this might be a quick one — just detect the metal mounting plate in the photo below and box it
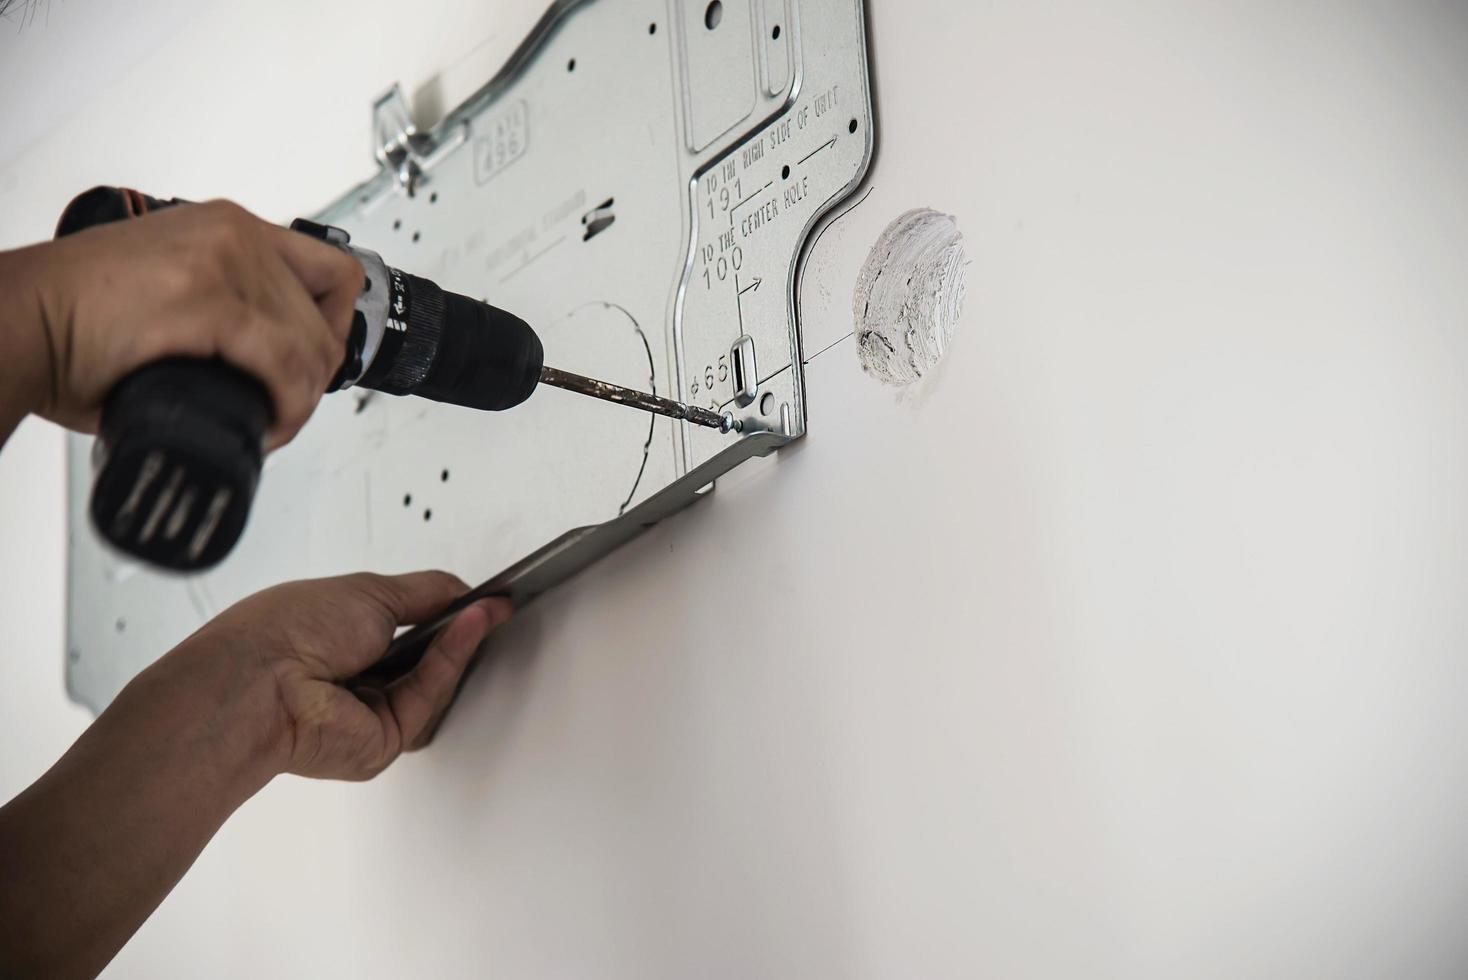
[64,0,874,711]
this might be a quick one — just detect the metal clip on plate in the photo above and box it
[372,83,468,196]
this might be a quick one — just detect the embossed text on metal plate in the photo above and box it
[64,0,874,711]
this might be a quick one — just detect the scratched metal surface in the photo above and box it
[64,0,874,711]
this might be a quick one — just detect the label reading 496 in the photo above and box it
[474,101,529,185]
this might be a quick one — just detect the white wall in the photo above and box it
[4,2,1468,977]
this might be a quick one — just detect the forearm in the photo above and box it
[0,244,56,449]
[0,641,284,978]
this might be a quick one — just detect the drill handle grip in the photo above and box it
[56,186,273,572]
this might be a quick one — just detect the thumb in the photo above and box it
[385,598,509,751]
[364,570,472,625]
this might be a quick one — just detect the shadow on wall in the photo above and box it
[371,516,864,973]
[438,602,548,775]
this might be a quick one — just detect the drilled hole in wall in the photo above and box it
[854,209,967,387]
[781,164,791,179]
[849,118,859,134]
[759,392,775,416]
[704,0,723,30]
[772,24,781,39]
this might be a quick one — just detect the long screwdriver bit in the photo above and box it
[539,366,739,432]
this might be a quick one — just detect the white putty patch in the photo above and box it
[853,208,967,386]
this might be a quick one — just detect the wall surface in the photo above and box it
[3,1,1468,977]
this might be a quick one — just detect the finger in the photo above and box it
[354,687,405,778]
[215,307,324,448]
[356,569,473,626]
[292,571,471,682]
[239,246,351,446]
[314,686,399,781]
[264,221,365,333]
[386,601,496,751]
[241,229,360,451]
[266,220,364,300]
[409,597,512,749]
[254,246,348,395]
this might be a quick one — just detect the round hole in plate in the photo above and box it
[403,493,412,507]
[567,57,576,72]
[393,218,401,231]
[704,0,723,30]
[781,164,790,180]
[648,22,657,34]
[412,231,421,242]
[423,509,433,522]
[772,24,781,39]
[759,392,776,416]
[429,191,438,204]
[848,118,859,134]
[440,468,449,482]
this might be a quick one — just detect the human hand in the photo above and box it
[24,199,362,447]
[0,572,507,978]
[173,571,511,781]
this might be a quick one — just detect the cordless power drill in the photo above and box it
[57,186,734,573]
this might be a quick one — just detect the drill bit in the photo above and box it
[540,366,739,432]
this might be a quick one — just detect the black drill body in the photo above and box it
[58,187,544,572]
[56,186,731,573]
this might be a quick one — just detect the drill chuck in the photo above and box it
[349,269,542,412]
